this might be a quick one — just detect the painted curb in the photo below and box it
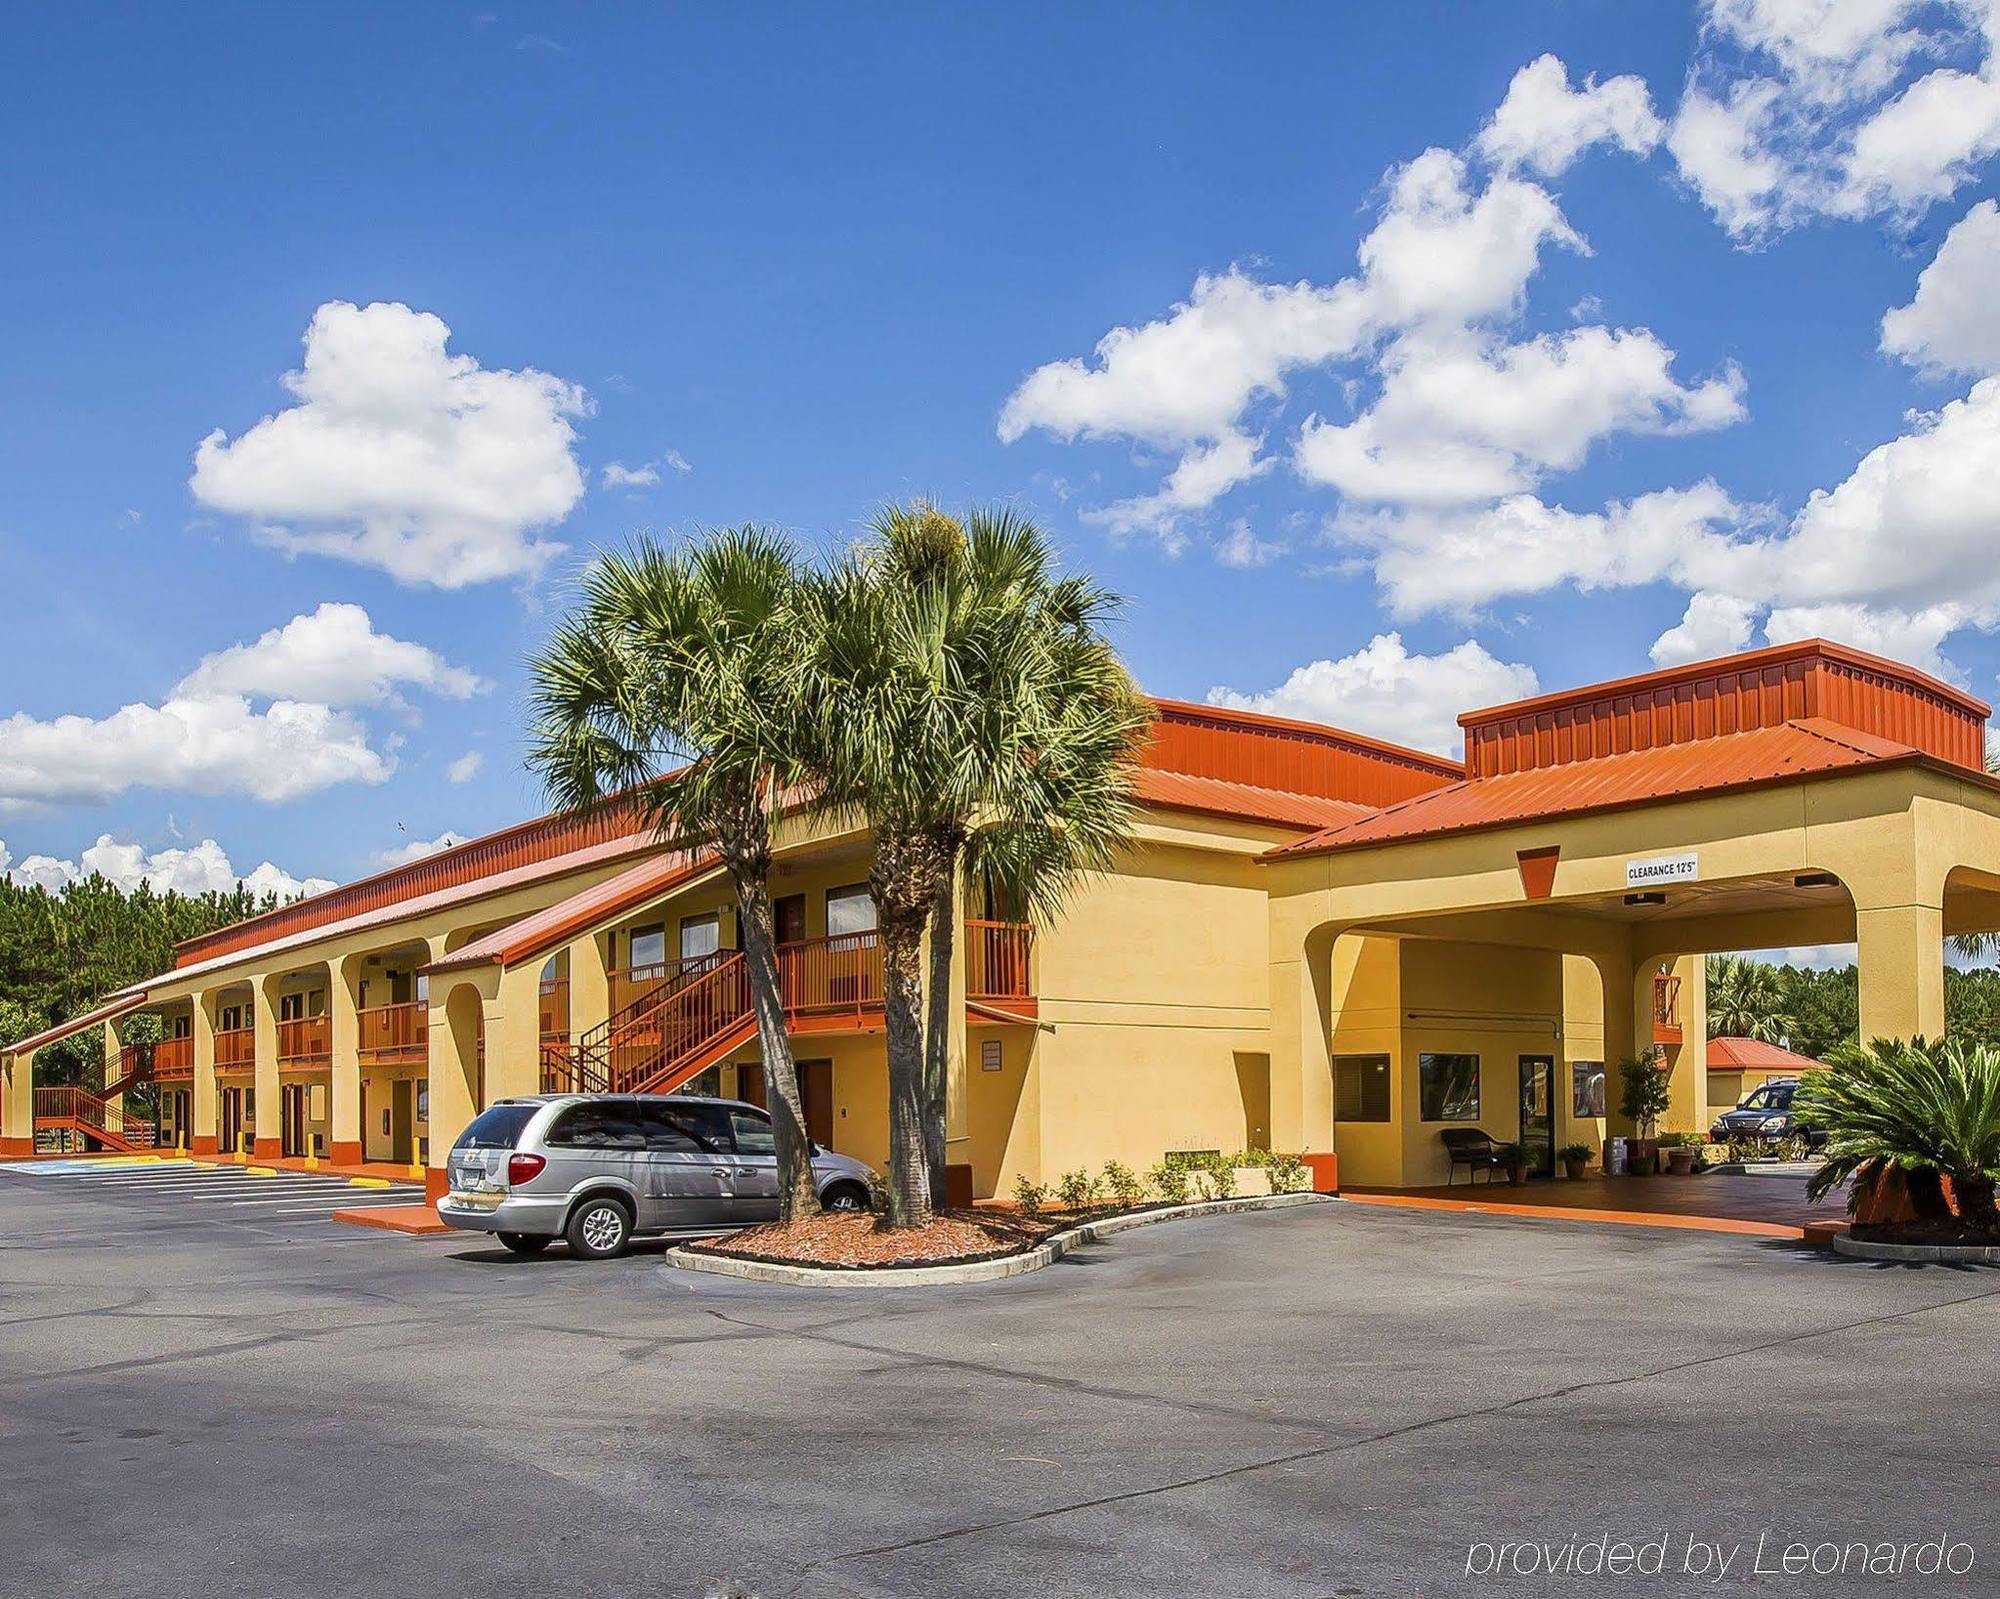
[1831,1231,2000,1265]
[661,1191,1336,1288]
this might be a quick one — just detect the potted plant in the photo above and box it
[1557,1141,1593,1181]
[1494,1142,1529,1186]
[1618,1052,1672,1176]
[1659,1131,1702,1175]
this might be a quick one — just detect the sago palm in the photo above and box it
[798,502,1149,1226]
[526,527,822,1221]
[1798,1035,2000,1231]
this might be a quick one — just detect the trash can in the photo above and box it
[1605,1136,1627,1177]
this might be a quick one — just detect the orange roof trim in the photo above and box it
[1709,1036,1825,1072]
[4,991,148,1059]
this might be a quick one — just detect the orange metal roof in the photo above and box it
[1265,718,1944,859]
[1143,698,1461,806]
[1131,768,1376,830]
[3,991,149,1059]
[425,848,721,975]
[1458,638,1988,780]
[1709,1036,1825,1071]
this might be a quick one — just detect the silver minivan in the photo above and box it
[435,1093,875,1259]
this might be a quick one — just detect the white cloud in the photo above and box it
[662,448,692,473]
[191,301,587,588]
[1296,326,1745,508]
[998,147,1586,540]
[1476,53,1664,175]
[600,461,661,489]
[0,696,388,808]
[1206,632,1537,757]
[1879,198,2000,375]
[1339,481,1747,617]
[1651,592,1759,664]
[175,602,485,707]
[3,834,335,900]
[1671,0,2000,235]
[1213,520,1286,568]
[0,606,482,809]
[446,751,484,784]
[1761,600,1973,680]
[371,830,468,869]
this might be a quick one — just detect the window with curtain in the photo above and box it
[826,883,877,936]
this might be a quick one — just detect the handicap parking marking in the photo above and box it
[2,1158,206,1177]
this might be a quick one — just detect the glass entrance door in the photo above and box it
[1518,1056,1555,1178]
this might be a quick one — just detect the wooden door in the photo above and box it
[774,894,806,947]
[799,1059,834,1147]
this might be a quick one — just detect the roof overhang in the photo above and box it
[3,991,148,1060]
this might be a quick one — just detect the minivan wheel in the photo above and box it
[821,1183,871,1214]
[498,1232,551,1257]
[565,1197,634,1260]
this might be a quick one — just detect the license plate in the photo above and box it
[454,1167,484,1191]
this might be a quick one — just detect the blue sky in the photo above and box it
[4,2,2000,901]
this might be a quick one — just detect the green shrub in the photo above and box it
[1055,1168,1099,1209]
[1557,1142,1594,1163]
[1012,1174,1049,1214]
[1265,1152,1308,1193]
[1618,1052,1672,1141]
[1196,1152,1237,1200]
[1099,1160,1145,1205]
[1147,1160,1192,1205]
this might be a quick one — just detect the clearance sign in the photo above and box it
[1625,852,1699,888]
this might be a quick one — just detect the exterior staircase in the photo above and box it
[33,1085,157,1154]
[539,930,888,1099]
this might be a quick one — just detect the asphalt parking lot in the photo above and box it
[1,1175,1994,1599]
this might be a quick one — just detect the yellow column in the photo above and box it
[485,962,545,1102]
[1656,953,1708,1136]
[1268,922,1336,1158]
[1,1046,33,1157]
[1589,943,1641,1139]
[101,1017,122,1094]
[252,973,281,1159]
[1855,903,1947,1042]
[329,955,363,1166]
[423,938,472,1201]
[191,991,218,1155]
[943,879,971,1189]
[569,932,611,1035]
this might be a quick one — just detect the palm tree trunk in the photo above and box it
[728,865,818,1222]
[922,869,955,1205]
[880,914,933,1229]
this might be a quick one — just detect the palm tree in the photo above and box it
[526,527,821,1221]
[1799,1035,2000,1231]
[1705,954,1787,1042]
[798,503,1149,1226]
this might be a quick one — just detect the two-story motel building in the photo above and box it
[9,638,2000,1200]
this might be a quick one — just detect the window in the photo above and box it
[680,912,721,962]
[628,924,666,970]
[1571,1060,1606,1118]
[546,1103,647,1150]
[1334,1055,1391,1122]
[1418,1053,1480,1121]
[453,1104,538,1151]
[634,1101,731,1152]
[729,1108,776,1157]
[826,884,877,937]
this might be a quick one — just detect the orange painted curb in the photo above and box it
[1339,1191,1806,1240]
[331,1204,450,1236]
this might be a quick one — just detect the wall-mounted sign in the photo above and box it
[1625,852,1698,888]
[981,1039,1003,1073]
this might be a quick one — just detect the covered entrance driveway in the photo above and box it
[1260,642,2000,1190]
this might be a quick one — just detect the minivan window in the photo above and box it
[729,1108,776,1156]
[454,1105,539,1151]
[634,1100,732,1152]
[546,1103,647,1150]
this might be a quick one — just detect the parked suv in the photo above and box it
[436,1094,875,1259]
[1708,1076,1827,1159]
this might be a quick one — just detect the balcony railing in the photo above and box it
[965,920,1034,1000]
[214,1026,255,1071]
[1651,973,1682,1045]
[778,931,882,1017]
[607,952,725,1018]
[152,1035,194,1080]
[357,1001,428,1064]
[276,1014,330,1067]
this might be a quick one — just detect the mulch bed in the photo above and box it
[683,1202,1172,1271]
